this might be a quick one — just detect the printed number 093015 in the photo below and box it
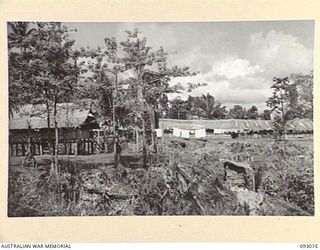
[300,244,318,248]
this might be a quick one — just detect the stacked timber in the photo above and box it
[225,170,246,186]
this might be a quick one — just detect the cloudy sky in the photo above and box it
[65,21,314,111]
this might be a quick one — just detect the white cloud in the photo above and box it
[228,76,270,90]
[69,23,313,110]
[212,57,264,79]
[248,30,313,76]
[168,74,272,110]
[167,29,313,110]
[168,55,268,106]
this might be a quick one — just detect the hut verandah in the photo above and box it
[9,104,99,157]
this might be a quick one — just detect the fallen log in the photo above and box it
[85,187,135,200]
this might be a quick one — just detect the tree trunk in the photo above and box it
[136,67,147,167]
[45,92,54,168]
[142,116,147,168]
[113,73,118,167]
[150,109,157,153]
[280,99,287,140]
[45,99,51,129]
[54,98,59,173]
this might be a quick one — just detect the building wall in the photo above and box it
[9,127,94,156]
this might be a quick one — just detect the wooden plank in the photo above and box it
[228,180,245,185]
[226,176,245,180]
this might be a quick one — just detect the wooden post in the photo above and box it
[22,143,25,156]
[65,142,68,155]
[97,130,100,151]
[75,140,78,156]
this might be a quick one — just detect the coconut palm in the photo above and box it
[8,22,35,51]
[190,93,227,119]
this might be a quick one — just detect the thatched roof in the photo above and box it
[161,118,313,132]
[9,103,96,130]
[286,118,313,131]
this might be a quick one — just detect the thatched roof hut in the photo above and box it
[9,103,98,130]
[9,103,99,156]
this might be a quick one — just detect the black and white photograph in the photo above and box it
[8,21,314,217]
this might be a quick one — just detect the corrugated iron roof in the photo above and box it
[161,118,313,131]
[161,119,272,130]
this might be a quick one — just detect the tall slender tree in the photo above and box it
[10,22,79,171]
[119,29,198,156]
[266,77,291,140]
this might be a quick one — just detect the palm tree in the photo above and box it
[8,22,35,51]
[193,93,226,119]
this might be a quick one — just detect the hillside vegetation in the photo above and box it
[8,137,314,216]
